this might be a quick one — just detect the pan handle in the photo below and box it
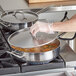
[0,5,5,13]
[6,51,26,63]
[0,19,11,27]
[58,11,76,40]
[36,7,50,14]
[12,11,27,21]
[36,5,55,15]
[6,51,24,58]
[0,21,9,27]
[58,32,76,40]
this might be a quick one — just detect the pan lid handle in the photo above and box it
[12,11,27,21]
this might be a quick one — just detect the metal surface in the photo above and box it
[0,5,38,23]
[0,5,50,31]
[0,29,75,75]
[0,5,38,31]
[30,5,76,13]
[8,28,58,49]
[0,5,76,31]
[23,47,60,62]
[7,46,60,62]
[0,5,5,13]
[8,28,60,62]
[0,29,65,75]
[0,11,38,31]
[46,5,76,12]
[0,11,38,23]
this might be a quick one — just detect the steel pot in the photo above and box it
[8,28,60,63]
[7,46,60,64]
[0,5,49,32]
[7,28,76,63]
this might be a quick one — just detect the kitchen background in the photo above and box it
[0,0,76,76]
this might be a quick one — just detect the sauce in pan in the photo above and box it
[8,28,60,53]
[11,39,60,53]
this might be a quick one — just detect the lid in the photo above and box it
[8,28,58,48]
[0,11,38,23]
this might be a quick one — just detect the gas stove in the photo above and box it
[0,10,76,75]
[0,28,66,75]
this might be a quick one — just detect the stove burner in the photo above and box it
[27,60,51,65]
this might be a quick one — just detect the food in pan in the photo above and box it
[11,39,60,53]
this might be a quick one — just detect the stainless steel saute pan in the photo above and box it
[7,27,76,63]
[0,5,49,32]
[8,28,60,63]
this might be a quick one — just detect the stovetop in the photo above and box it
[0,28,66,75]
[0,52,65,75]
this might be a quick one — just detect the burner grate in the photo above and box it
[0,52,20,75]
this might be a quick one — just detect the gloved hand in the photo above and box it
[30,21,54,36]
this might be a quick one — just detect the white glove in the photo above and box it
[30,21,54,36]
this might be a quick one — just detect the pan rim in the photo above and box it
[8,28,60,49]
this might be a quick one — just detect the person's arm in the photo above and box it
[30,14,76,36]
[52,14,76,32]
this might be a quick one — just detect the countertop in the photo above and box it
[0,0,76,10]
[60,44,76,68]
[2,68,75,76]
[26,0,76,9]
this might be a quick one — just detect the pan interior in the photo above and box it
[8,28,58,48]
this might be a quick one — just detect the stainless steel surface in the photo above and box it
[24,47,59,61]
[0,5,38,31]
[7,46,60,62]
[0,6,51,31]
[0,5,5,13]
[8,28,58,48]
[0,29,76,75]
[0,11,38,23]
[60,44,76,68]
[2,68,75,76]
[8,28,60,62]
[48,5,76,12]
[27,47,59,62]
[0,0,76,75]
[30,5,76,13]
[1,5,76,23]
[36,6,50,14]
[0,10,37,31]
[0,28,65,75]
[13,6,50,22]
